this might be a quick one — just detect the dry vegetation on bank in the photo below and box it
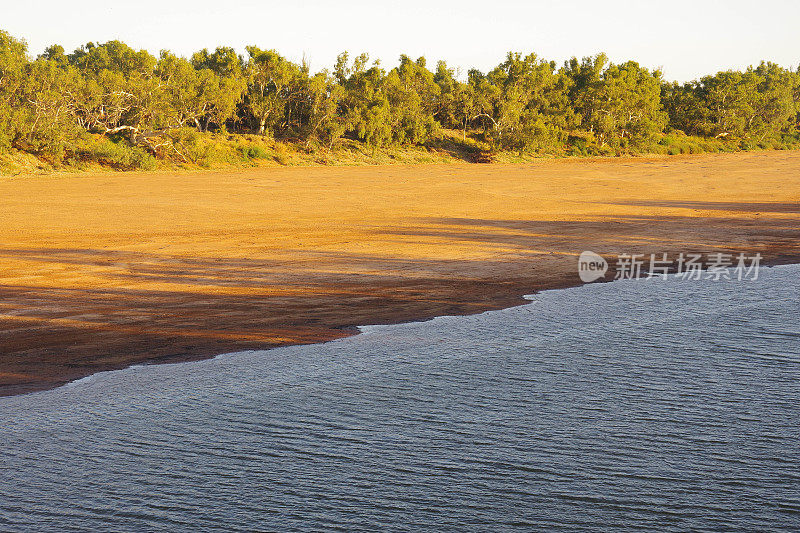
[2,28,799,175]
[3,128,798,176]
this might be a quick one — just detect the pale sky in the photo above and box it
[2,0,798,82]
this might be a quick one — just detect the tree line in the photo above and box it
[1,28,799,166]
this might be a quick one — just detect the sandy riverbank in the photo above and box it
[1,151,799,396]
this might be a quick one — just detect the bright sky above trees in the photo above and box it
[3,0,799,82]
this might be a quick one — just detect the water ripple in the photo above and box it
[1,265,799,531]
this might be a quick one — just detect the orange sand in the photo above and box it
[1,150,799,395]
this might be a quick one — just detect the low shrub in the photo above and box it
[70,136,157,170]
[238,144,270,160]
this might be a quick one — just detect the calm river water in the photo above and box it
[1,265,799,531]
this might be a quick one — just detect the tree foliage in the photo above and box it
[663,62,798,141]
[1,27,799,166]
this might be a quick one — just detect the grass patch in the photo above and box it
[4,128,800,176]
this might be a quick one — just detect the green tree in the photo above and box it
[383,55,439,144]
[157,51,244,132]
[337,53,393,150]
[39,44,69,67]
[0,30,28,151]
[68,40,156,76]
[662,80,707,135]
[564,53,607,133]
[595,61,667,147]
[747,62,796,140]
[191,47,243,78]
[297,71,346,148]
[15,58,82,156]
[433,61,477,139]
[244,47,300,135]
[482,52,571,153]
[466,69,501,137]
